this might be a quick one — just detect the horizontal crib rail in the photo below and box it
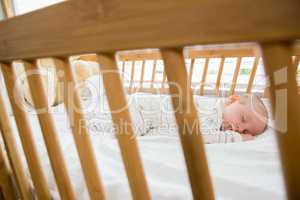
[0,0,300,61]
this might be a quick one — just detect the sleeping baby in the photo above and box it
[195,93,268,143]
[131,93,269,143]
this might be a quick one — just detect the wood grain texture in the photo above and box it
[97,53,151,200]
[188,58,195,87]
[0,85,32,200]
[260,42,300,199]
[129,61,135,93]
[161,48,214,200]
[23,61,75,200]
[1,0,300,61]
[246,57,259,93]
[54,58,106,200]
[150,60,157,89]
[229,57,242,95]
[139,60,145,88]
[1,63,52,200]
[0,142,16,200]
[199,58,209,95]
[215,57,225,95]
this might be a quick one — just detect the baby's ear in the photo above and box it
[226,94,240,105]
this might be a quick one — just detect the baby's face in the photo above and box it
[222,100,267,136]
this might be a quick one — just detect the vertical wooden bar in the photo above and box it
[0,142,16,200]
[215,57,225,95]
[229,57,242,96]
[53,58,106,200]
[188,59,195,93]
[0,86,32,200]
[260,42,300,200]
[97,53,151,200]
[293,56,299,68]
[22,60,76,200]
[199,58,209,95]
[121,61,125,80]
[150,60,157,89]
[129,61,135,93]
[0,63,52,200]
[188,59,195,84]
[161,48,214,200]
[139,60,145,90]
[160,71,167,93]
[246,57,259,93]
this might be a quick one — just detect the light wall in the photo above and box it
[13,0,64,15]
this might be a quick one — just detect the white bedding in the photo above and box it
[27,120,286,200]
[5,75,285,200]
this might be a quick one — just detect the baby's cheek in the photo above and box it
[225,113,238,123]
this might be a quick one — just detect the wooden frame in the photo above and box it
[116,46,299,96]
[0,0,299,199]
[0,0,300,61]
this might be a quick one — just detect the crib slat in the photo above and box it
[199,58,209,95]
[97,53,151,200]
[121,61,125,80]
[129,61,135,93]
[161,71,167,93]
[22,61,76,200]
[0,85,32,200]
[260,42,300,200]
[140,60,145,90]
[246,57,259,93]
[215,57,225,95]
[229,57,242,95]
[150,60,157,89]
[161,48,214,200]
[53,58,106,200]
[189,59,195,92]
[1,63,52,199]
[0,142,16,200]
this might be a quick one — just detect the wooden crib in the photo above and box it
[0,0,300,199]
[94,45,300,96]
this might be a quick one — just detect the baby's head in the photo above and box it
[222,94,268,136]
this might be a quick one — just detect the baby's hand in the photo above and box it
[241,134,254,141]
